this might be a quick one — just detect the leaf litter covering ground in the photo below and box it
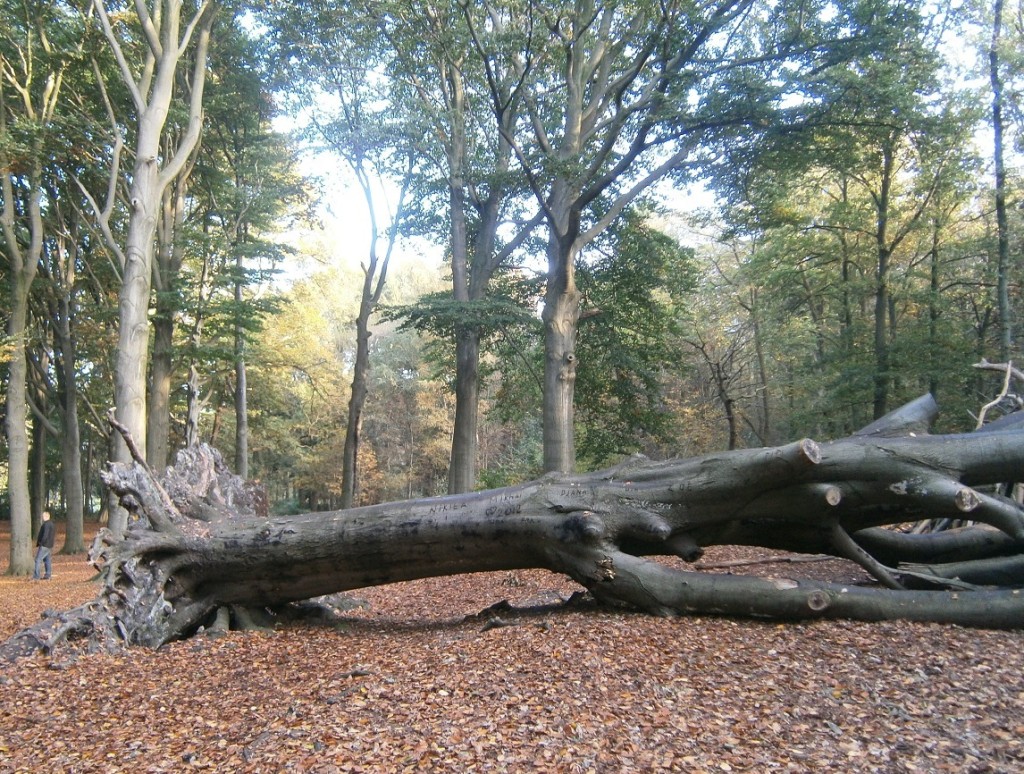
[0,525,1023,773]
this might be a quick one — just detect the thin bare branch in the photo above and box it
[93,0,146,112]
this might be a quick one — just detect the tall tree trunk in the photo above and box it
[4,289,36,575]
[417,17,527,494]
[94,0,216,535]
[929,216,941,399]
[57,372,86,554]
[111,179,160,534]
[2,140,45,574]
[872,144,895,420]
[28,340,51,529]
[446,187,528,492]
[234,255,249,479]
[445,75,475,494]
[234,358,249,478]
[837,179,862,431]
[185,365,203,448]
[0,0,70,574]
[337,160,410,508]
[747,288,771,445]
[341,302,372,509]
[85,433,95,519]
[446,181,520,493]
[148,142,194,469]
[449,327,480,493]
[50,228,86,553]
[30,403,48,529]
[990,0,1012,361]
[542,224,582,474]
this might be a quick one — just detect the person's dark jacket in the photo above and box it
[36,520,55,550]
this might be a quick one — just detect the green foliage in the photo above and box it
[574,209,698,465]
[155,18,312,457]
[476,414,544,489]
[245,270,353,505]
[473,207,698,469]
[385,292,535,351]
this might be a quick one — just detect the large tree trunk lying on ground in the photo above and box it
[5,394,1024,661]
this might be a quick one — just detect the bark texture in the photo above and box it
[4,395,1024,661]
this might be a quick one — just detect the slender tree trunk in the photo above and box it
[341,300,373,509]
[872,247,891,420]
[748,288,772,445]
[446,79,475,494]
[336,157,409,508]
[428,28,524,494]
[234,256,249,479]
[0,0,69,574]
[990,0,1012,360]
[85,433,95,519]
[2,142,45,574]
[31,404,48,529]
[50,234,86,553]
[5,289,35,575]
[837,179,862,430]
[872,144,895,420]
[210,404,223,447]
[798,266,828,365]
[58,378,86,553]
[29,341,51,528]
[148,142,194,468]
[100,432,116,526]
[929,216,941,399]
[234,357,249,478]
[185,365,203,447]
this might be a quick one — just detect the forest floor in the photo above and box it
[0,523,1023,773]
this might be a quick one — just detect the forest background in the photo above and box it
[1,0,1022,570]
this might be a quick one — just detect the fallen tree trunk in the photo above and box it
[4,394,1024,660]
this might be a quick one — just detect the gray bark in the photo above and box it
[4,288,36,576]
[147,292,175,469]
[147,166,192,469]
[234,348,249,480]
[341,297,372,509]
[233,252,249,479]
[440,30,529,494]
[872,143,894,419]
[2,139,45,576]
[542,205,582,473]
[990,0,1012,360]
[0,0,76,573]
[30,401,47,530]
[450,328,481,492]
[50,229,86,553]
[5,395,1024,661]
[339,166,410,509]
[93,0,216,535]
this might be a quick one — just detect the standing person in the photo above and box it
[33,511,55,580]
